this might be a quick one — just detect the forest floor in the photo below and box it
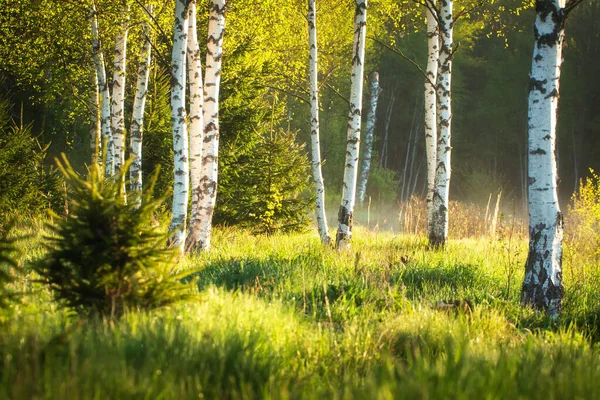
[2,222,600,399]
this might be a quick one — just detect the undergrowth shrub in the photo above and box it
[0,230,18,308]
[566,169,600,264]
[33,156,198,319]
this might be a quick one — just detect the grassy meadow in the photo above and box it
[2,215,600,399]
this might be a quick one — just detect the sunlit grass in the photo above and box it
[2,222,600,399]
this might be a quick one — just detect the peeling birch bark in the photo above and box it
[129,4,153,200]
[89,3,113,175]
[336,0,367,250]
[521,0,568,317]
[195,0,226,252]
[308,0,331,245]
[425,2,439,238]
[357,71,381,206]
[169,0,190,251]
[186,0,206,251]
[429,0,452,247]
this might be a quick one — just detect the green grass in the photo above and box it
[2,223,600,399]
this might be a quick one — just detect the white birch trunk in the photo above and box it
[129,4,153,198]
[356,71,381,205]
[90,69,101,164]
[521,0,567,317]
[308,0,331,245]
[89,4,113,175]
[111,5,129,179]
[195,0,226,252]
[425,2,439,238]
[186,1,206,251]
[430,0,452,247]
[336,0,367,250]
[169,0,190,252]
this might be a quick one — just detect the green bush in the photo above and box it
[33,156,198,319]
[0,230,18,309]
[216,129,313,234]
[0,118,62,223]
[367,166,400,203]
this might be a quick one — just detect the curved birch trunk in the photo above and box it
[195,0,226,252]
[356,71,381,206]
[129,4,153,199]
[429,0,452,247]
[424,2,439,237]
[111,4,129,182]
[336,0,367,250]
[186,1,206,251]
[89,4,113,175]
[521,0,567,317]
[307,0,331,245]
[169,0,190,251]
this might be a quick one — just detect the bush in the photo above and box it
[216,129,313,234]
[33,156,198,319]
[0,120,62,224]
[0,230,18,309]
[367,166,399,203]
[566,169,600,264]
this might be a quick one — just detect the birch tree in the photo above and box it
[89,70,101,164]
[307,0,331,245]
[186,0,205,250]
[111,2,129,178]
[521,0,584,317]
[336,0,367,250]
[429,0,453,247]
[129,4,153,197]
[89,3,113,175]
[424,1,439,238]
[356,71,381,205]
[169,0,190,251]
[194,0,226,252]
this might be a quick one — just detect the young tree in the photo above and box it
[336,0,367,250]
[169,0,190,251]
[129,4,153,198]
[111,1,129,179]
[307,0,331,245]
[424,1,439,238]
[521,0,584,317]
[186,0,205,250]
[429,0,453,247]
[89,2,113,176]
[357,71,381,205]
[89,70,101,164]
[195,0,226,252]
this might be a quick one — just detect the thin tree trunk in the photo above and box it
[357,71,381,205]
[186,0,206,251]
[429,0,453,247]
[406,119,421,203]
[521,0,570,317]
[169,0,190,251]
[401,99,418,204]
[308,0,331,245]
[90,69,101,164]
[336,0,367,250]
[89,3,113,175]
[425,1,439,236]
[111,2,129,179]
[129,4,153,199]
[380,91,394,169]
[195,0,226,252]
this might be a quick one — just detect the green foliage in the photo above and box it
[33,156,197,319]
[367,166,400,203]
[0,231,19,309]
[217,129,313,234]
[0,96,62,223]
